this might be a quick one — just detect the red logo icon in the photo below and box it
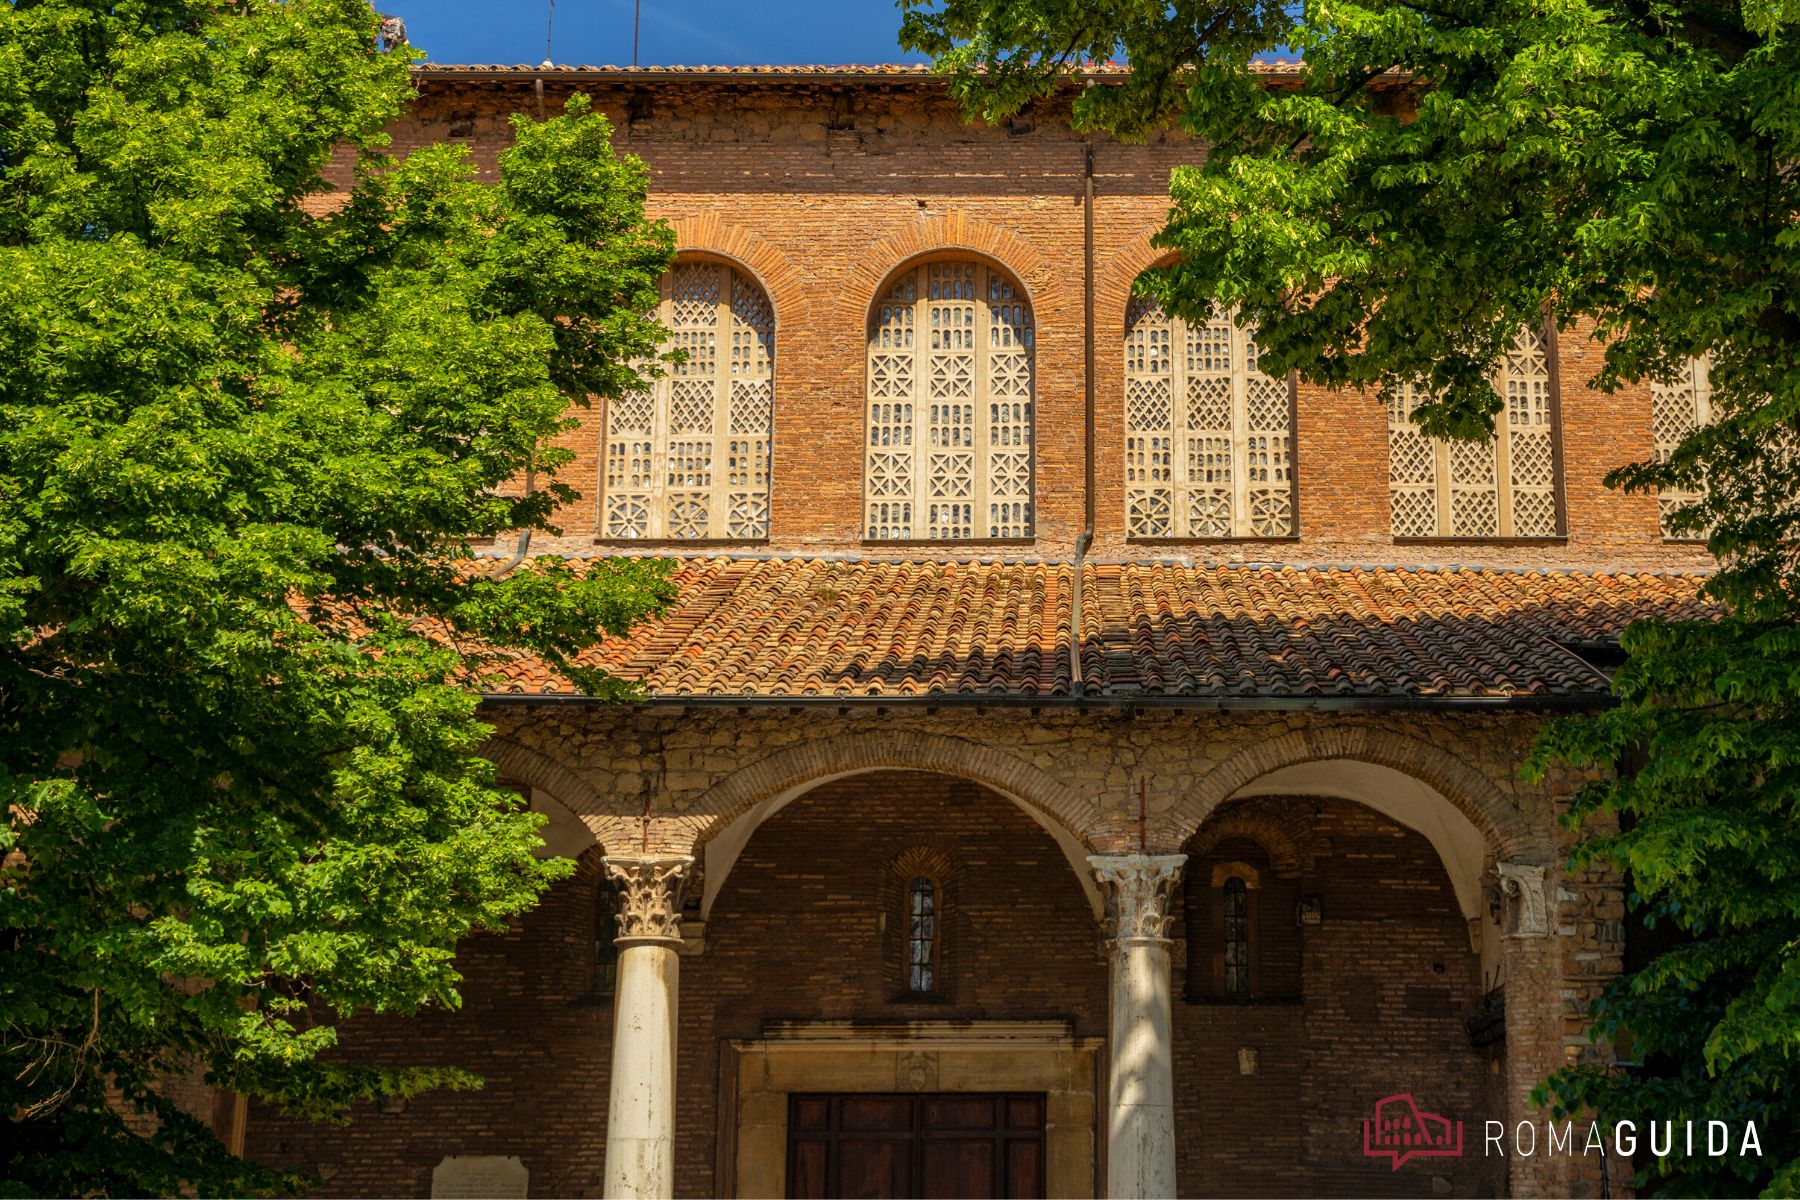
[1363,1093,1464,1170]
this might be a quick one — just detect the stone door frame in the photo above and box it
[719,1021,1102,1198]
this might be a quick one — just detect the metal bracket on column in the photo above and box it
[1492,861,1548,938]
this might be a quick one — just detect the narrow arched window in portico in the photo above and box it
[1222,876,1250,996]
[907,876,939,995]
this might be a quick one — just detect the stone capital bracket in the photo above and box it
[1493,861,1549,939]
[603,855,695,947]
[1087,854,1187,944]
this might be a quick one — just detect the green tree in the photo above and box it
[902,0,1798,1193]
[0,1,675,1193]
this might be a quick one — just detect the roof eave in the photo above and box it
[479,690,1611,712]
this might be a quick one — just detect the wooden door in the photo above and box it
[786,1093,1046,1200]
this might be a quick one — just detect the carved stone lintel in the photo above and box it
[603,855,694,946]
[1493,861,1548,939]
[1087,854,1187,943]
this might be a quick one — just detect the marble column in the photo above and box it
[1089,854,1187,1200]
[602,855,693,1200]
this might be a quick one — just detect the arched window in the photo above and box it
[866,261,1034,540]
[1222,877,1249,996]
[907,876,939,994]
[1124,295,1295,538]
[604,260,774,540]
[1651,357,1712,540]
[1388,326,1563,538]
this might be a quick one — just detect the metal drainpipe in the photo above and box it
[1071,139,1097,697]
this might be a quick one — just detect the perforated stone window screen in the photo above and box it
[1651,357,1712,540]
[603,261,774,540]
[1387,326,1563,538]
[865,261,1035,540]
[1124,297,1295,539]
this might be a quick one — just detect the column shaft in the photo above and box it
[1106,935,1177,1199]
[601,855,693,1200]
[1089,853,1186,1200]
[604,943,680,1199]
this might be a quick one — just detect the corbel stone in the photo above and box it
[1492,861,1549,938]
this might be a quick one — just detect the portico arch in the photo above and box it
[484,735,604,859]
[1177,727,1543,983]
[1169,724,1542,861]
[683,731,1104,919]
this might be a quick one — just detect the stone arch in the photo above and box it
[849,213,1051,323]
[667,215,803,327]
[1166,724,1535,863]
[1097,222,1178,329]
[482,735,606,858]
[680,731,1103,920]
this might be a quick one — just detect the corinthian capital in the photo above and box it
[1088,854,1187,943]
[603,855,695,946]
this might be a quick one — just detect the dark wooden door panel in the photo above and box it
[786,1093,1046,1200]
[838,1139,910,1199]
[920,1138,994,1199]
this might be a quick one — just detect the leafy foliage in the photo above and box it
[0,1,675,1193]
[903,0,1800,1192]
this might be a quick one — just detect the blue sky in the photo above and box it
[395,0,930,67]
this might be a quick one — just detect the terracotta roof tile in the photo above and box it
[480,558,1711,703]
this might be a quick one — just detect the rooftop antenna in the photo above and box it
[541,0,554,68]
[634,0,641,66]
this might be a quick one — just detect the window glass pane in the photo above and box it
[908,876,937,993]
[1222,877,1248,996]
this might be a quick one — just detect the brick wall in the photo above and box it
[248,853,616,1198]
[337,72,1717,574]
[1173,797,1505,1198]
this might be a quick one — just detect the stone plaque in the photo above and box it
[430,1155,529,1199]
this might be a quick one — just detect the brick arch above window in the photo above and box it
[603,258,774,540]
[844,215,1051,319]
[666,216,804,325]
[864,258,1035,541]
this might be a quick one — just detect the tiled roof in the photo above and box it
[413,60,1307,79]
[480,558,1712,704]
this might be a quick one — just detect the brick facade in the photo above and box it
[347,68,1716,574]
[239,68,1687,1198]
